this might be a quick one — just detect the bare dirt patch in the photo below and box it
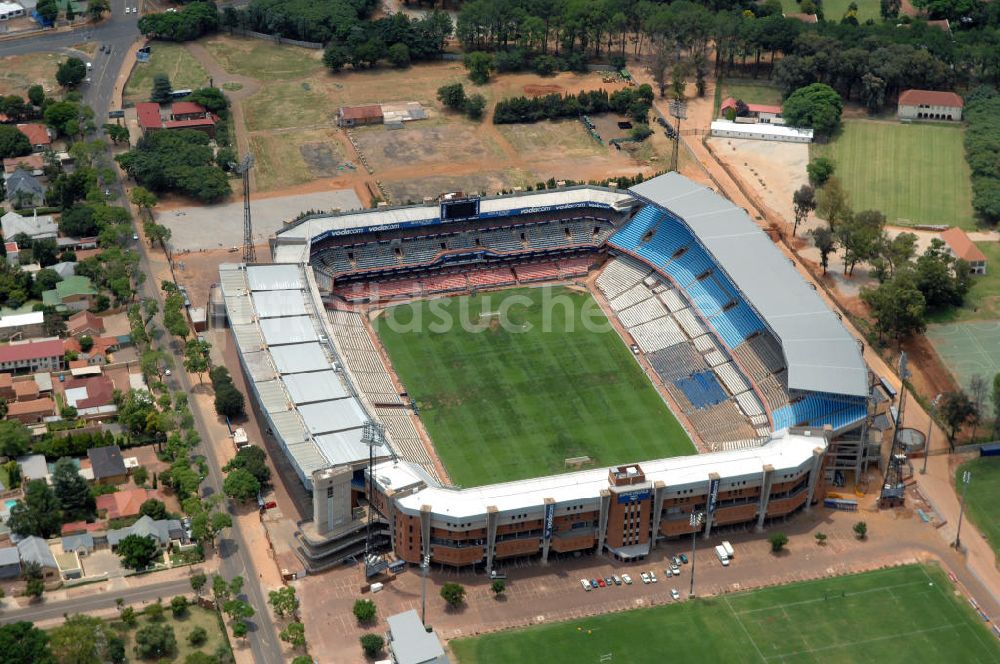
[354,121,502,172]
[383,169,533,203]
[524,84,564,96]
[299,142,343,177]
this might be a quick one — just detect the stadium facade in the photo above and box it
[222,173,893,572]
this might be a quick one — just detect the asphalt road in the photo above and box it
[0,0,141,121]
[0,578,190,624]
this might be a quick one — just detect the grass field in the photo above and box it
[926,242,1000,324]
[957,456,1000,560]
[201,35,324,81]
[248,127,346,191]
[373,286,693,486]
[811,120,975,229]
[779,0,881,20]
[119,606,231,661]
[243,79,334,131]
[124,43,208,104]
[722,80,783,107]
[451,565,1000,664]
[0,52,63,97]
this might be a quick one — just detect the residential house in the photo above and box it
[386,610,450,664]
[6,397,55,423]
[61,533,94,554]
[719,97,784,124]
[4,241,18,266]
[1,210,57,241]
[0,372,13,400]
[2,154,44,177]
[0,546,20,579]
[67,310,104,337]
[0,311,44,341]
[52,261,76,279]
[96,487,164,520]
[5,169,46,208]
[106,515,184,550]
[941,227,987,275]
[62,374,116,418]
[13,378,38,402]
[337,105,384,127]
[41,275,96,312]
[0,2,26,21]
[16,454,49,484]
[88,445,127,485]
[16,536,58,580]
[136,101,217,137]
[15,124,52,152]
[0,338,65,373]
[897,89,964,121]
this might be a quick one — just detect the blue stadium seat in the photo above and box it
[772,394,867,431]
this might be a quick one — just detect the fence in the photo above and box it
[224,26,323,49]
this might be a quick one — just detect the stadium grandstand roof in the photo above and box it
[387,428,825,518]
[275,186,635,241]
[629,173,867,397]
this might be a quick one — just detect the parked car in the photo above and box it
[671,588,680,600]
[612,575,622,586]
[664,568,673,577]
[640,572,650,584]
[622,573,633,585]
[649,571,658,583]
[590,579,599,589]
[581,579,592,591]
[671,555,681,566]
[597,578,606,588]
[671,565,681,576]
[679,554,689,564]
[603,577,613,587]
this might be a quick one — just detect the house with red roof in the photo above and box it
[67,310,105,337]
[136,101,216,138]
[897,89,963,121]
[0,339,65,374]
[96,488,164,520]
[6,397,55,424]
[719,97,784,124]
[940,227,986,275]
[16,123,52,151]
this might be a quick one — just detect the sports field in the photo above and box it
[450,565,1000,663]
[926,321,1000,401]
[373,286,693,486]
[811,120,975,229]
[957,456,1000,561]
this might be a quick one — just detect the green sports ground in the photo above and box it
[373,286,693,487]
[451,564,1000,664]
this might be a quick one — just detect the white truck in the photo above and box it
[715,545,730,566]
[721,541,735,559]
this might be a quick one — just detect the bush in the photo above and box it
[630,124,653,141]
[807,157,835,186]
[188,626,208,647]
[533,54,558,76]
[853,521,868,539]
[440,582,465,607]
[360,633,384,657]
[353,598,376,623]
[464,94,486,121]
[769,532,789,552]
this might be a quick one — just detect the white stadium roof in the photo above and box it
[629,173,867,397]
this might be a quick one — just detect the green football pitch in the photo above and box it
[957,456,1000,561]
[450,565,1000,664]
[373,286,693,487]
[811,120,975,230]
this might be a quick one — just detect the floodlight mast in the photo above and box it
[229,153,255,264]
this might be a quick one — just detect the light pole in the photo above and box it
[421,554,430,625]
[689,511,704,597]
[668,99,687,173]
[955,471,971,550]
[921,394,940,475]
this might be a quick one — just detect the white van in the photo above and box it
[715,545,730,566]
[722,541,735,559]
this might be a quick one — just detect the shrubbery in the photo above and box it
[138,1,219,41]
[493,85,653,125]
[117,129,231,204]
[964,86,1000,223]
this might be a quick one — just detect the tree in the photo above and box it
[88,0,109,19]
[139,498,167,520]
[171,595,189,617]
[53,457,95,521]
[938,390,977,449]
[353,598,376,623]
[0,419,31,457]
[968,374,987,442]
[8,480,62,538]
[360,633,384,657]
[440,582,466,608]
[292,657,313,664]
[108,637,126,664]
[188,626,208,647]
[214,382,246,419]
[853,521,868,539]
[56,58,87,88]
[269,586,299,618]
[224,445,270,485]
[232,621,248,640]
[279,621,307,649]
[130,186,158,212]
[145,600,167,622]
[815,532,828,545]
[769,532,789,552]
[0,622,56,664]
[27,84,45,107]
[464,51,493,84]
[791,185,816,237]
[388,42,411,68]
[783,84,843,136]
[491,579,506,597]
[0,125,31,159]
[837,209,885,276]
[810,225,837,275]
[116,534,159,570]
[191,571,208,593]
[860,271,926,344]
[151,74,174,104]
[223,599,255,625]
[817,178,852,230]
[49,614,112,663]
[464,94,487,120]
[323,43,348,72]
[212,574,231,602]
[223,468,260,503]
[184,338,211,382]
[36,0,57,23]
[915,239,971,310]
[437,83,467,111]
[135,623,177,659]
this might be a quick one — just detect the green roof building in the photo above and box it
[42,275,96,312]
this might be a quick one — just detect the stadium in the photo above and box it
[220,172,895,573]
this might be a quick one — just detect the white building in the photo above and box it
[897,89,964,121]
[0,1,25,20]
[710,120,813,143]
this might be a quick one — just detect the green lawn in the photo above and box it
[780,0,881,21]
[120,606,231,661]
[201,35,324,81]
[722,81,783,107]
[957,456,1000,561]
[124,43,209,104]
[373,286,693,486]
[811,120,976,229]
[451,565,1000,664]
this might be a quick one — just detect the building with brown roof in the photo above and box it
[940,227,987,275]
[6,397,54,423]
[0,373,13,400]
[67,311,105,337]
[15,123,52,151]
[137,101,216,137]
[96,487,164,520]
[897,89,964,121]
[337,104,383,127]
[0,339,65,374]
[3,154,44,176]
[13,379,38,402]
[719,98,784,124]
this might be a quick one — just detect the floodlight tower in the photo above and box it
[668,99,687,173]
[230,153,256,264]
[362,420,386,577]
[879,352,909,507]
